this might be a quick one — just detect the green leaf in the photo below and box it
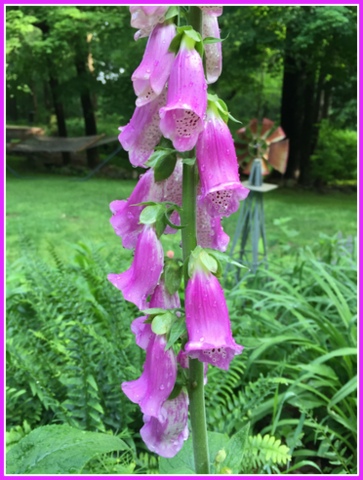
[328,375,357,408]
[86,374,98,391]
[151,312,174,335]
[164,208,185,230]
[204,248,249,270]
[199,250,218,273]
[145,148,176,169]
[164,259,183,295]
[164,6,179,20]
[296,363,339,380]
[145,147,178,182]
[203,33,229,44]
[166,315,187,350]
[168,32,183,54]
[203,36,223,45]
[159,431,228,474]
[154,153,178,182]
[155,214,168,238]
[142,308,167,316]
[227,112,243,124]
[220,423,250,473]
[184,28,203,43]
[167,381,183,401]
[139,204,164,225]
[6,425,128,474]
[182,156,196,166]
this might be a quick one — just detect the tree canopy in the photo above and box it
[6,5,357,181]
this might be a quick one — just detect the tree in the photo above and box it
[214,6,357,183]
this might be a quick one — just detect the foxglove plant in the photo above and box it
[108,6,249,473]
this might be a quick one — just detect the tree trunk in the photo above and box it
[299,69,316,185]
[6,92,18,122]
[48,74,71,165]
[280,51,304,181]
[35,20,70,165]
[75,40,99,169]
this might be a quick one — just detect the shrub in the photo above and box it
[311,120,357,185]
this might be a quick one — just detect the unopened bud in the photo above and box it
[166,250,175,259]
[215,448,227,463]
[220,467,233,474]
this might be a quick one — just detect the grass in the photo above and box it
[6,167,357,266]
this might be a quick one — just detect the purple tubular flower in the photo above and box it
[196,107,249,217]
[197,200,230,251]
[159,38,207,152]
[199,6,223,16]
[184,267,243,370]
[122,333,177,420]
[109,169,154,249]
[150,278,181,310]
[202,13,222,85]
[108,225,164,310]
[131,316,152,350]
[109,160,183,249]
[130,6,169,41]
[140,390,189,458]
[132,22,176,107]
[119,90,166,168]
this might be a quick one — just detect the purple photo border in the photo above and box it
[1,2,360,479]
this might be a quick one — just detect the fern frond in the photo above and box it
[242,434,291,472]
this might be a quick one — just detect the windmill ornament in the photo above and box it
[228,118,289,274]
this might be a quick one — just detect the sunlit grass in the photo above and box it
[6,171,357,265]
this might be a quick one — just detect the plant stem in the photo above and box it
[179,6,210,475]
[182,162,210,475]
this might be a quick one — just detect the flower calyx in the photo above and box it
[169,26,204,58]
[207,93,242,125]
[188,245,223,278]
[138,201,183,238]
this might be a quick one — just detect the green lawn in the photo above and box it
[6,172,357,265]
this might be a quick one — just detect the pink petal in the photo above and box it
[132,22,176,107]
[122,333,177,420]
[159,42,207,152]
[140,390,189,458]
[197,108,249,217]
[202,14,222,84]
[119,90,166,167]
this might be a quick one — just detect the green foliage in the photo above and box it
[159,431,228,474]
[242,434,291,473]
[6,420,31,453]
[311,121,357,184]
[206,233,357,474]
[6,240,141,433]
[159,426,290,475]
[6,424,129,474]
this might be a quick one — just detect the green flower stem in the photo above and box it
[181,161,210,475]
[179,7,210,475]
